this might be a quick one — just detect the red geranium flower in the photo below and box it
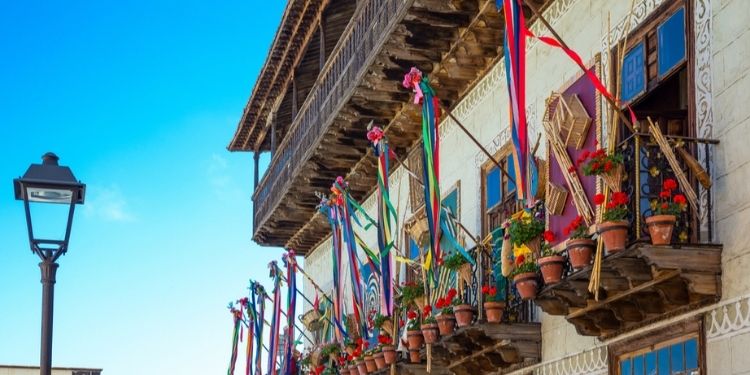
[423,305,432,317]
[447,288,457,298]
[674,194,687,205]
[481,285,490,294]
[659,190,671,199]
[594,193,605,205]
[663,178,678,191]
[543,230,556,242]
[515,254,525,266]
[568,166,577,173]
[407,310,417,320]
[661,203,669,209]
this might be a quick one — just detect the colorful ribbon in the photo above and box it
[283,251,298,375]
[251,282,265,375]
[267,261,283,375]
[227,305,242,375]
[404,67,442,286]
[368,126,396,316]
[318,198,348,341]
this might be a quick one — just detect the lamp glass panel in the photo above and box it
[26,197,72,242]
[26,186,74,204]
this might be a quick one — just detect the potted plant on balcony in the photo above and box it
[443,252,474,289]
[364,348,376,373]
[373,312,393,337]
[435,288,458,335]
[507,209,545,258]
[320,342,341,364]
[564,215,595,269]
[373,335,388,369]
[400,281,426,310]
[481,285,506,323]
[594,192,630,254]
[421,305,440,344]
[511,252,539,300]
[405,310,423,363]
[537,230,565,284]
[379,334,397,365]
[580,148,624,193]
[646,178,687,245]
[343,337,357,356]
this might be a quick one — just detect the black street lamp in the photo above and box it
[13,153,85,375]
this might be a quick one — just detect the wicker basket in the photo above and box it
[553,94,592,150]
[301,308,323,331]
[546,182,568,215]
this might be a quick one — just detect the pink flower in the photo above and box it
[367,126,384,143]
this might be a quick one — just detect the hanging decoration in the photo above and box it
[249,281,266,375]
[403,67,442,287]
[367,125,397,317]
[267,261,283,375]
[227,302,242,375]
[282,250,298,375]
[331,177,368,340]
[318,196,348,342]
[499,0,535,206]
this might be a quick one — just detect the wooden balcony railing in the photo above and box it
[252,0,411,233]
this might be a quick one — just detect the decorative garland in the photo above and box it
[267,261,283,375]
[250,282,265,375]
[227,303,242,375]
[283,250,298,374]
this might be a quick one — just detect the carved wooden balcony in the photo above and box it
[242,0,554,253]
[534,243,722,339]
[370,322,541,375]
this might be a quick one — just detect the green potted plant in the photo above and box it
[564,215,594,269]
[435,289,457,335]
[378,334,397,365]
[481,285,505,323]
[537,230,565,284]
[511,254,539,300]
[594,192,630,253]
[420,305,439,344]
[364,348,376,373]
[507,210,545,257]
[580,148,624,192]
[443,252,474,289]
[406,310,423,363]
[400,281,426,310]
[373,336,387,370]
[646,178,686,245]
[373,312,393,336]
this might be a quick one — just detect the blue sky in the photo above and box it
[0,1,290,373]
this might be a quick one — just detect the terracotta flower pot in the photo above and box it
[382,345,397,364]
[513,272,538,300]
[453,304,474,327]
[646,215,676,245]
[483,301,505,323]
[436,314,456,335]
[537,255,565,284]
[406,330,423,350]
[364,356,376,372]
[420,323,439,344]
[566,238,595,269]
[357,361,368,375]
[374,352,386,370]
[349,365,358,375]
[598,221,629,254]
[408,349,421,364]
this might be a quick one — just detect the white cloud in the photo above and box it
[83,185,136,222]
[206,153,244,202]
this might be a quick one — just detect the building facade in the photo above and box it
[231,0,750,373]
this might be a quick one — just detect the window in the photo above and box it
[481,143,520,237]
[609,319,704,375]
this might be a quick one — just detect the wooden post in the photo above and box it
[271,112,277,157]
[319,18,326,72]
[253,151,260,189]
[292,74,298,120]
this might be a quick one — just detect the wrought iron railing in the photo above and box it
[252,0,412,232]
[463,246,538,324]
[619,132,718,244]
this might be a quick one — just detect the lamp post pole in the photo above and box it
[39,260,58,375]
[14,153,85,375]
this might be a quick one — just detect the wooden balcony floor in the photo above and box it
[534,243,722,339]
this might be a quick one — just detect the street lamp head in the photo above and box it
[14,152,86,204]
[13,152,85,260]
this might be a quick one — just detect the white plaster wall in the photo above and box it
[302,0,750,370]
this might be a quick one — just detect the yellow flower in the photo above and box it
[513,244,532,258]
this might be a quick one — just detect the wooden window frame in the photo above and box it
[608,318,706,375]
[614,0,692,109]
[480,142,517,238]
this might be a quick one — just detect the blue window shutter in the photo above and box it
[507,154,517,198]
[486,167,501,209]
[409,238,420,260]
[621,42,646,103]
[657,7,687,78]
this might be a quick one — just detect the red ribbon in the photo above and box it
[524,28,637,126]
